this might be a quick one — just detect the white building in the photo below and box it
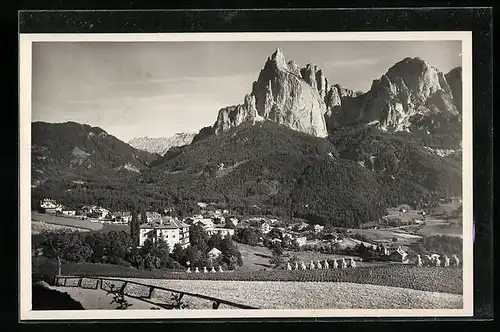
[206,227,235,238]
[314,224,325,233]
[113,211,132,224]
[62,210,76,216]
[143,211,161,223]
[227,217,239,227]
[208,247,222,259]
[193,218,214,229]
[295,236,307,247]
[260,221,271,234]
[139,217,190,252]
[40,199,58,209]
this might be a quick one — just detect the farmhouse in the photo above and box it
[206,227,235,238]
[290,222,310,231]
[62,210,76,216]
[193,218,215,229]
[208,247,222,259]
[295,236,307,247]
[271,238,282,245]
[314,224,325,233]
[139,217,190,251]
[260,221,271,234]
[227,217,239,227]
[115,211,132,223]
[40,198,58,209]
[141,211,161,223]
[389,246,409,263]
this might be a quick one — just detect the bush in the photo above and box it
[32,284,85,310]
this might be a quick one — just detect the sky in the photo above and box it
[32,41,462,142]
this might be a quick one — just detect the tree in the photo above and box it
[189,224,209,252]
[218,236,243,268]
[269,243,285,268]
[140,210,148,224]
[40,230,93,276]
[234,227,260,246]
[207,233,223,250]
[105,231,134,264]
[130,211,140,247]
[171,243,186,265]
[148,238,171,269]
[268,227,283,240]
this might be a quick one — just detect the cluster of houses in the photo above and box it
[39,199,77,216]
[39,199,132,224]
[38,199,441,266]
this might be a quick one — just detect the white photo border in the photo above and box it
[19,31,474,320]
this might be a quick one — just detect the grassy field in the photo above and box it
[417,222,463,238]
[33,257,462,295]
[237,243,384,271]
[32,220,91,234]
[118,279,463,309]
[352,229,422,245]
[32,212,103,231]
[428,202,461,216]
[236,243,274,271]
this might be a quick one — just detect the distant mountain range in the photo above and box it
[31,49,462,227]
[128,133,196,156]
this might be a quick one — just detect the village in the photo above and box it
[33,196,463,273]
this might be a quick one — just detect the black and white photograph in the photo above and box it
[19,31,473,320]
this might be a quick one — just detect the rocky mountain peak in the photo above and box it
[445,67,462,113]
[268,48,288,70]
[215,49,329,138]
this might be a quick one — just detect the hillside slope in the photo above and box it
[32,121,159,187]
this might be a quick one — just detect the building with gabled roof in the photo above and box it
[208,247,222,259]
[139,217,190,251]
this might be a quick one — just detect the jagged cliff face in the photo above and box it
[215,49,329,138]
[325,57,460,132]
[445,67,462,113]
[214,94,263,135]
[214,51,461,137]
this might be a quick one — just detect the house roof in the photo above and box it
[140,217,189,229]
[193,219,214,226]
[206,227,234,232]
[208,247,221,254]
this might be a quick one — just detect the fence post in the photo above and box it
[119,281,128,294]
[148,287,156,299]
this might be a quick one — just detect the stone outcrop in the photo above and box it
[214,94,263,135]
[214,49,329,137]
[445,67,462,113]
[324,57,460,132]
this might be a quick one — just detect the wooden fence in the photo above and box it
[53,275,258,310]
